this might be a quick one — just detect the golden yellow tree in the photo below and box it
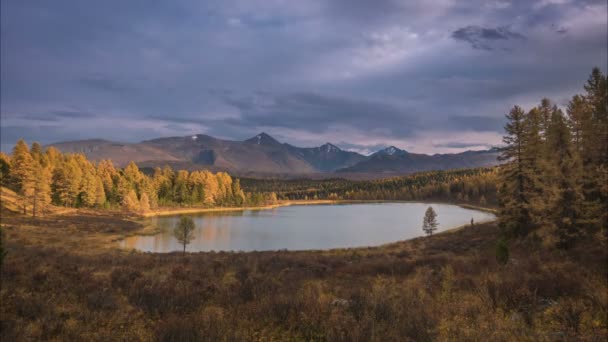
[94,176,106,207]
[139,192,151,212]
[122,189,140,212]
[11,140,35,214]
[32,160,52,217]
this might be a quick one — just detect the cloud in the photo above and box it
[447,115,505,132]
[220,91,421,138]
[79,75,136,93]
[1,0,606,154]
[451,25,526,50]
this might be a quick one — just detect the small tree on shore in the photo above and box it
[422,206,438,236]
[174,216,195,255]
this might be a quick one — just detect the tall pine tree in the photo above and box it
[498,106,534,237]
[545,109,584,248]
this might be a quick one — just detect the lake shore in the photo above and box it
[140,199,498,218]
[140,199,340,217]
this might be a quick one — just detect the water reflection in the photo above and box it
[120,203,495,253]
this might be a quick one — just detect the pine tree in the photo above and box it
[422,206,438,236]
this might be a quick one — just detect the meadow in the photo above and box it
[1,200,606,341]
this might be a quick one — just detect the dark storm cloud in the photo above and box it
[1,0,607,153]
[79,76,136,94]
[221,92,420,137]
[51,110,96,119]
[452,26,525,50]
[447,115,506,132]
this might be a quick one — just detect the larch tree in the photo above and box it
[422,206,438,236]
[582,68,608,233]
[11,140,35,214]
[51,164,71,206]
[32,160,52,217]
[139,192,151,212]
[545,109,584,248]
[522,106,547,224]
[566,94,592,154]
[79,166,99,207]
[65,157,83,206]
[0,152,11,188]
[94,177,106,207]
[30,142,43,163]
[174,216,195,255]
[122,190,140,212]
[498,106,534,237]
[97,160,118,204]
[173,170,190,205]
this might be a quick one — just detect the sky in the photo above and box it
[1,0,606,155]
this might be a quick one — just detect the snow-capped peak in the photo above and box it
[374,146,405,156]
[244,132,281,146]
[321,143,340,153]
[191,135,198,141]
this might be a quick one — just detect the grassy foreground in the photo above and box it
[1,204,607,341]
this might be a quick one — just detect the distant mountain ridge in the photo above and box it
[47,133,501,177]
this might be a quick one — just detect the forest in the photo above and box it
[0,146,279,216]
[497,67,607,248]
[241,167,498,205]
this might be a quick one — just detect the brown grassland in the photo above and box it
[0,190,607,341]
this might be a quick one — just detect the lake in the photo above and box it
[120,202,495,252]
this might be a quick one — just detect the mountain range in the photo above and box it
[47,133,501,179]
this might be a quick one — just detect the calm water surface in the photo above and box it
[120,203,495,252]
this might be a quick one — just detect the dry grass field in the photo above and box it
[1,190,606,341]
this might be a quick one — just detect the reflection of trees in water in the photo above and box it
[128,205,495,252]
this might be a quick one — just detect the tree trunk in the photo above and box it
[33,191,37,218]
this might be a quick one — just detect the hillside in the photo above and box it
[47,133,500,176]
[337,146,500,174]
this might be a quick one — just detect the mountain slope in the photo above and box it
[46,133,501,176]
[48,139,181,166]
[337,146,500,174]
[285,143,367,172]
